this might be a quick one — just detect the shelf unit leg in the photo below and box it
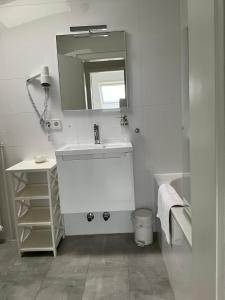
[62,215,65,239]
[47,170,57,257]
[9,172,21,253]
[53,249,57,257]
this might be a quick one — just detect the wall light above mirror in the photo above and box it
[56,31,128,111]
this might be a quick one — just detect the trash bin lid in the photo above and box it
[133,208,152,219]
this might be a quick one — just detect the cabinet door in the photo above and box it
[57,153,135,213]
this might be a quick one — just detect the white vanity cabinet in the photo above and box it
[6,160,64,256]
[56,142,135,213]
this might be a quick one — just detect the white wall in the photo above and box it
[188,0,225,299]
[0,0,182,238]
[180,0,191,205]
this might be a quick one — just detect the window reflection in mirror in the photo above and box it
[56,31,127,111]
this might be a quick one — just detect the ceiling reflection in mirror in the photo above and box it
[56,31,127,111]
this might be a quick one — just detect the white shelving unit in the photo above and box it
[6,160,65,257]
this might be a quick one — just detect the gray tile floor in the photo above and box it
[0,234,175,300]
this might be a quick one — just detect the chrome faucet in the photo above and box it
[94,124,100,144]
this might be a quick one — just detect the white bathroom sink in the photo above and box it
[55,142,133,156]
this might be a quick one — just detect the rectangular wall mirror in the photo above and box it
[56,31,128,111]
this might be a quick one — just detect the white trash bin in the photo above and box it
[132,209,153,246]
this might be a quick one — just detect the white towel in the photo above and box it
[157,184,184,244]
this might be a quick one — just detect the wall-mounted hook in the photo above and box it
[134,128,140,133]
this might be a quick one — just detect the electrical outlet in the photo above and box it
[47,119,62,130]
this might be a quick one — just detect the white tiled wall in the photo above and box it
[0,0,182,238]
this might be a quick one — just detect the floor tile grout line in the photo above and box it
[81,243,96,300]
[81,235,110,300]
[128,253,133,300]
[32,256,55,300]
